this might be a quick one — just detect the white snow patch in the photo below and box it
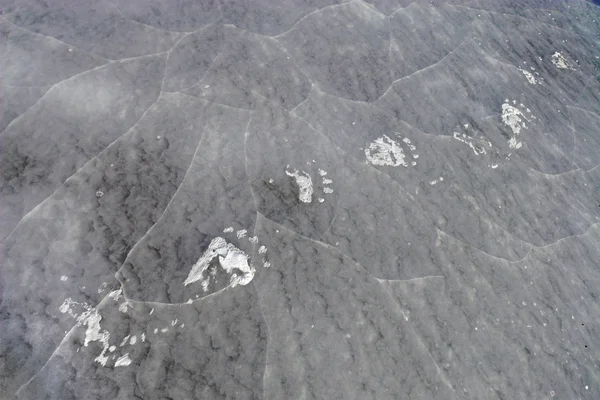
[285,167,314,203]
[502,102,531,149]
[318,169,327,176]
[184,237,255,289]
[108,289,122,301]
[130,335,137,345]
[60,276,68,281]
[322,178,333,185]
[364,135,407,167]
[551,52,574,70]
[519,68,541,84]
[258,246,267,254]
[118,302,128,313]
[236,229,247,239]
[120,335,130,347]
[453,132,487,155]
[97,282,108,293]
[318,198,325,203]
[223,227,234,233]
[248,236,259,243]
[115,353,132,367]
[323,187,334,194]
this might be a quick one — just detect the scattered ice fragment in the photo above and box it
[236,229,247,239]
[171,319,178,326]
[109,346,116,352]
[130,336,137,345]
[115,353,132,367]
[285,167,314,203]
[161,328,169,333]
[258,246,267,254]
[263,260,271,268]
[248,236,259,243]
[323,178,333,185]
[95,190,104,198]
[60,276,68,281]
[318,169,327,176]
[223,227,234,233]
[323,187,334,194]
[430,180,437,185]
[141,333,146,342]
[318,198,325,203]
[118,302,128,313]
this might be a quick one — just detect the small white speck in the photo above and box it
[263,260,271,268]
[318,198,325,203]
[161,328,168,333]
[157,136,161,139]
[149,308,154,315]
[223,227,234,233]
[141,333,146,342]
[171,319,178,326]
[109,346,116,352]
[248,236,259,243]
[323,187,333,194]
[204,85,210,89]
[60,276,68,281]
[130,336,137,345]
[269,178,274,183]
[236,229,247,239]
[318,169,327,176]
[118,302,128,313]
[323,178,333,185]
[258,246,267,254]
[154,328,158,334]
[96,190,104,198]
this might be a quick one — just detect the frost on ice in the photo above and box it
[285,167,314,203]
[184,237,255,290]
[364,135,407,167]
[502,101,532,150]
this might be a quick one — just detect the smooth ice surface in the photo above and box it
[1,0,600,399]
